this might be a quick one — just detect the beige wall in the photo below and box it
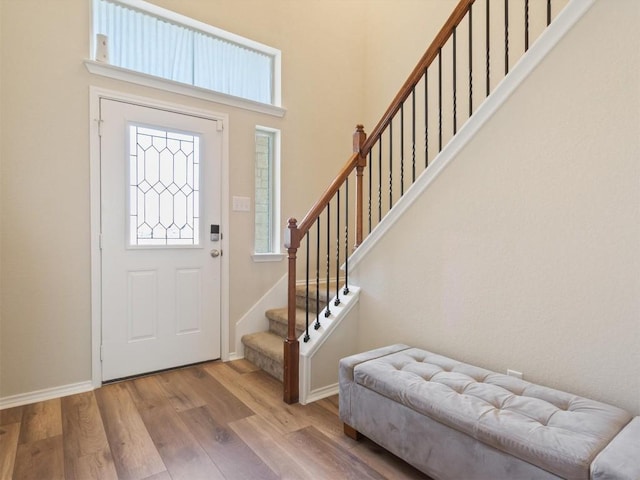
[352,0,640,414]
[0,0,3,394]
[0,0,367,398]
[362,0,457,129]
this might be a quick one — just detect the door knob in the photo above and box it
[210,249,221,258]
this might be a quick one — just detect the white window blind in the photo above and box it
[93,0,276,105]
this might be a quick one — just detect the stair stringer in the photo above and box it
[349,0,596,272]
[298,285,360,405]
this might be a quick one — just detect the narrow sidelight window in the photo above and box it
[254,128,280,254]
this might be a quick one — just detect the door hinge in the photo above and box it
[100,345,104,361]
[216,119,224,131]
[96,118,103,136]
[99,234,103,250]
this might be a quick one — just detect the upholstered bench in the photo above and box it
[339,344,640,480]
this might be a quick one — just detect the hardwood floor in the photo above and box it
[1,360,430,479]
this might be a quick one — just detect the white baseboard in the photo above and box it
[302,383,339,405]
[227,353,244,361]
[0,381,94,410]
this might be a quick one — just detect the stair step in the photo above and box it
[294,282,339,312]
[267,307,324,339]
[241,331,283,381]
[241,281,342,382]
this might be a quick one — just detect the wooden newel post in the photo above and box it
[353,125,367,249]
[283,217,300,404]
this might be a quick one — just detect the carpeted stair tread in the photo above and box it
[295,282,338,298]
[266,307,306,328]
[241,278,343,382]
[295,283,336,311]
[242,331,283,361]
[241,331,284,381]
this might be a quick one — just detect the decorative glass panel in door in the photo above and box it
[129,125,201,246]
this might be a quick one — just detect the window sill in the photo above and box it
[252,253,286,263]
[84,60,286,118]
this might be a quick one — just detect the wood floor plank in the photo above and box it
[18,398,62,444]
[204,362,309,434]
[0,422,20,479]
[139,405,226,480]
[351,437,432,480]
[288,397,356,451]
[141,471,173,480]
[95,382,167,480]
[153,368,206,412]
[61,391,118,480]
[13,435,64,480]
[157,365,254,423]
[287,425,386,480]
[229,415,316,480]
[226,358,261,374]
[0,405,23,426]
[128,375,226,480]
[124,375,172,412]
[180,405,278,480]
[316,393,340,415]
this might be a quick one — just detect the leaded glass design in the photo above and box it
[129,125,200,246]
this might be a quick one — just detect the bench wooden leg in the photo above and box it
[344,423,362,440]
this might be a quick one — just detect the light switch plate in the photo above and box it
[232,196,251,212]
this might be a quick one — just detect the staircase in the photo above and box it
[240,0,575,404]
[241,284,330,381]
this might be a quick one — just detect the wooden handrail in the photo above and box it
[361,0,476,155]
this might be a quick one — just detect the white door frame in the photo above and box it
[89,86,230,388]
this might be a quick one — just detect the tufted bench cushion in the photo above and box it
[343,345,633,480]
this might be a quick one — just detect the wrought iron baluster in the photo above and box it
[323,202,330,321]
[304,231,310,342]
[335,188,341,307]
[486,0,490,97]
[469,4,473,117]
[368,150,372,234]
[453,27,457,135]
[400,103,405,196]
[524,0,530,51]
[389,123,393,210]
[315,219,320,332]
[378,137,382,222]
[425,68,429,167]
[438,48,443,152]
[411,87,416,182]
[504,0,509,75]
[547,0,551,26]
[344,179,349,295]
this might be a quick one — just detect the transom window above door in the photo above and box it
[90,0,282,112]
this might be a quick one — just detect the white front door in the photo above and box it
[100,98,222,381]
